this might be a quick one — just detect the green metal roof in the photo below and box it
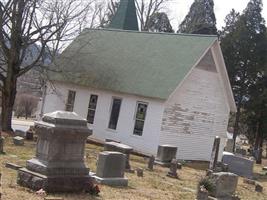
[51,29,217,100]
[109,0,139,31]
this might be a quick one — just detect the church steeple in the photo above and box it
[109,0,139,31]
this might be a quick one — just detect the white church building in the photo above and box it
[39,0,236,161]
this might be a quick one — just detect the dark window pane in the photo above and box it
[108,98,122,130]
[87,94,98,124]
[87,110,96,124]
[89,95,98,109]
[133,102,148,136]
[133,120,144,136]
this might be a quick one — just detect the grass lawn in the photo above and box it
[0,134,267,200]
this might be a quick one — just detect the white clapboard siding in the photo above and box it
[42,81,165,156]
[159,52,230,161]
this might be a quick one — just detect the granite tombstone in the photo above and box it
[17,111,93,192]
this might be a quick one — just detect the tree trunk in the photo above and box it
[1,78,17,132]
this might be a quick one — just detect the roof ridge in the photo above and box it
[83,28,218,38]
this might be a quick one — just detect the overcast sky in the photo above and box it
[167,0,267,30]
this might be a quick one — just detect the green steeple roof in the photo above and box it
[109,0,139,31]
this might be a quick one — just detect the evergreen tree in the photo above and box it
[148,12,174,33]
[220,0,267,151]
[178,0,217,35]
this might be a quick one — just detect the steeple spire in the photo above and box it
[109,0,139,31]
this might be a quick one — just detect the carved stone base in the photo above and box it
[17,168,93,192]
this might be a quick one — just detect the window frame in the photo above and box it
[65,90,76,112]
[87,94,98,124]
[108,97,122,130]
[133,101,148,136]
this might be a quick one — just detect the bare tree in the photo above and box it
[14,93,38,119]
[0,0,92,131]
[97,0,170,31]
[136,0,170,31]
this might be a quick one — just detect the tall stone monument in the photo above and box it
[17,111,93,192]
[209,136,220,171]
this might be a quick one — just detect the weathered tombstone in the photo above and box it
[25,130,34,140]
[209,136,220,171]
[196,187,208,200]
[155,145,177,167]
[15,130,26,138]
[255,183,263,192]
[5,163,22,170]
[104,142,133,171]
[147,155,155,171]
[224,139,234,153]
[17,111,93,192]
[210,172,238,198]
[235,148,246,156]
[91,151,128,186]
[13,136,24,146]
[167,159,178,178]
[136,168,143,177]
[0,136,4,153]
[222,153,254,178]
[44,197,63,200]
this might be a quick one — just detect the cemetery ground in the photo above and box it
[0,134,266,200]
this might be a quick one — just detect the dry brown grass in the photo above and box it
[0,135,266,200]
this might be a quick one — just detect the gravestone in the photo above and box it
[104,142,133,171]
[155,145,177,167]
[17,111,93,192]
[25,129,34,140]
[224,139,234,153]
[147,155,155,171]
[91,151,128,186]
[0,137,4,153]
[235,148,246,156]
[136,168,143,177]
[13,136,24,146]
[255,183,263,192]
[222,153,254,178]
[210,172,238,198]
[167,159,178,178]
[209,136,220,171]
[15,130,26,138]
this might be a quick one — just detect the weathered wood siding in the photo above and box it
[159,50,229,161]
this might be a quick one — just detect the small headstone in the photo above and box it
[155,145,177,166]
[177,163,182,170]
[224,139,234,153]
[262,166,267,171]
[243,178,256,185]
[26,130,34,140]
[196,187,208,200]
[0,137,4,153]
[210,172,238,198]
[209,136,220,171]
[147,155,155,170]
[91,151,128,186]
[15,130,26,138]
[222,153,254,178]
[255,183,263,193]
[5,163,22,170]
[167,159,178,179]
[136,168,143,177]
[235,148,246,156]
[44,197,63,200]
[104,142,133,171]
[13,136,24,146]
